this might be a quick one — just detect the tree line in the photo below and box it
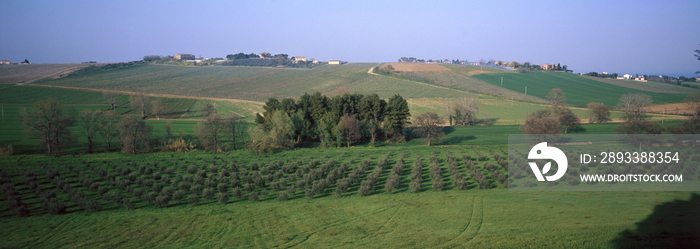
[519,88,700,142]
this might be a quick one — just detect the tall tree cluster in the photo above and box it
[253,92,410,149]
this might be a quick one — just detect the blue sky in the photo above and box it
[1,0,699,76]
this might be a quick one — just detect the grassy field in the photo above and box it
[0,85,262,154]
[0,147,697,248]
[580,75,693,93]
[472,71,690,107]
[2,63,699,248]
[0,64,94,84]
[33,63,474,101]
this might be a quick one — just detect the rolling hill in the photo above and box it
[471,71,691,107]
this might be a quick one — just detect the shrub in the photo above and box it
[248,191,258,202]
[409,180,421,192]
[161,175,171,184]
[191,184,203,195]
[432,178,444,191]
[217,183,228,193]
[385,174,399,194]
[143,179,154,188]
[277,191,288,201]
[202,187,215,200]
[123,198,134,210]
[187,165,197,174]
[132,188,145,198]
[97,186,109,195]
[218,192,229,204]
[142,192,157,203]
[161,187,174,197]
[172,190,184,201]
[81,198,101,212]
[260,189,268,198]
[358,182,372,196]
[152,183,163,193]
[154,195,169,208]
[152,173,161,180]
[305,188,314,199]
[286,185,296,196]
[178,182,191,191]
[48,199,66,214]
[90,182,100,192]
[193,175,204,185]
[244,183,255,193]
[231,187,243,199]
[188,194,199,206]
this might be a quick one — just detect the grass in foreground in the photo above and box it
[0,147,697,248]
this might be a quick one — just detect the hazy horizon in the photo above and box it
[1,1,699,76]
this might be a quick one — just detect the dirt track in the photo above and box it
[380,63,450,72]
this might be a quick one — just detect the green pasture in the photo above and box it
[0,147,697,248]
[35,63,471,101]
[472,71,690,106]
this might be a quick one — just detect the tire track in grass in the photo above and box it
[29,215,75,247]
[278,205,393,248]
[442,195,483,247]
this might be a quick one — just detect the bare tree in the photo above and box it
[587,102,610,123]
[21,98,76,155]
[118,116,152,154]
[450,96,479,126]
[412,112,446,146]
[102,90,120,110]
[130,90,149,117]
[618,93,635,121]
[99,110,119,152]
[151,100,166,120]
[196,114,225,152]
[201,103,217,117]
[80,109,101,153]
[684,92,700,120]
[336,114,361,148]
[225,114,241,150]
[623,93,652,121]
[546,88,566,112]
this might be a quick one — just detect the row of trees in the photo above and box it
[520,88,700,141]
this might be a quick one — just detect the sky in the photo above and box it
[1,0,699,76]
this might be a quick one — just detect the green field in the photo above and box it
[472,71,690,106]
[2,63,699,248]
[0,85,262,154]
[0,147,697,248]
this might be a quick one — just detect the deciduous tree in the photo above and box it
[519,109,560,143]
[196,114,225,152]
[21,98,76,155]
[80,109,101,153]
[102,90,120,110]
[336,114,361,148]
[151,100,166,120]
[130,90,149,117]
[99,110,119,152]
[546,88,566,112]
[586,102,610,123]
[412,112,445,146]
[118,116,152,154]
[557,108,580,133]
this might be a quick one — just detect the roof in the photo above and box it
[175,53,195,56]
